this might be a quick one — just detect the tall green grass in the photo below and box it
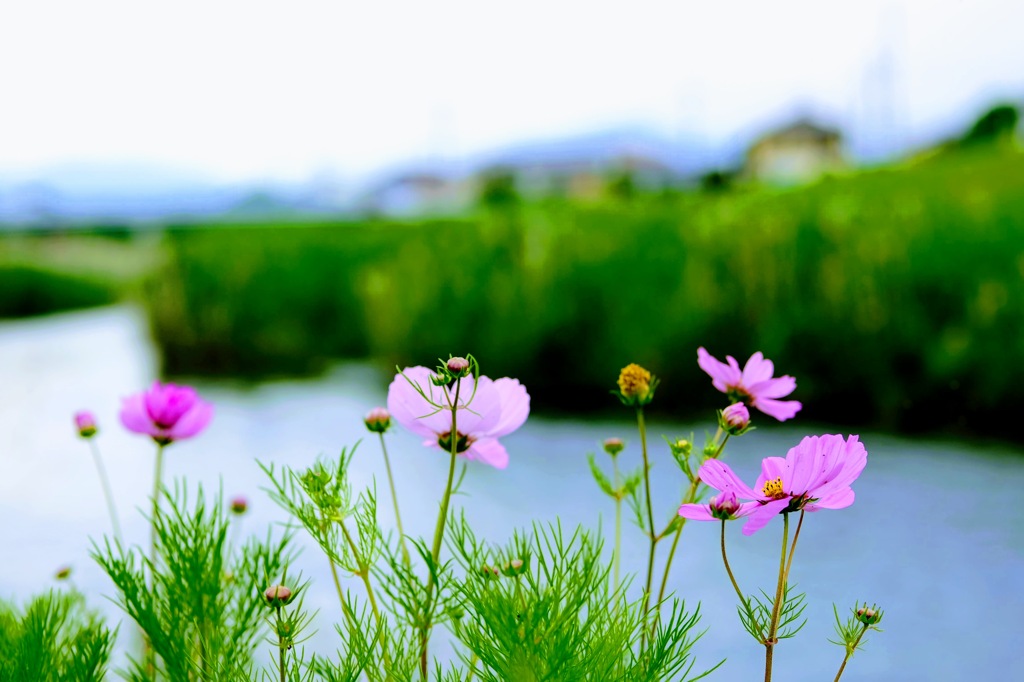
[145,148,1024,438]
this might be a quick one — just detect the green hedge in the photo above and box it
[146,147,1024,439]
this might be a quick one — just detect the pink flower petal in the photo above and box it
[698,459,760,500]
[677,503,715,521]
[387,367,452,439]
[754,456,788,494]
[753,397,802,421]
[120,393,161,437]
[740,498,791,536]
[804,487,855,511]
[465,438,509,469]
[741,352,775,386]
[166,400,213,440]
[748,375,797,400]
[697,347,742,393]
[484,378,530,438]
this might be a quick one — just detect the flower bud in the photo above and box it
[479,564,501,580]
[720,402,750,435]
[617,363,653,405]
[856,603,883,625]
[55,565,72,580]
[264,584,294,607]
[501,557,528,577]
[709,491,741,520]
[363,407,391,434]
[669,438,692,457]
[230,496,248,515]
[602,438,625,457]
[447,356,470,377]
[74,411,98,439]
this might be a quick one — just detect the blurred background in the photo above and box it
[1,1,1022,679]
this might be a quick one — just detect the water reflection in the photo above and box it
[1,306,1020,679]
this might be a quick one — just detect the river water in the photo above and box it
[0,306,1020,681]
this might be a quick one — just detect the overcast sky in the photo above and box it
[1,0,1022,184]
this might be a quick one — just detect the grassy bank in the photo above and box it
[139,148,1024,439]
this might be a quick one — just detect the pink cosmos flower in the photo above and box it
[120,381,214,445]
[386,366,529,469]
[679,434,867,536]
[721,402,750,432]
[697,347,802,421]
[74,410,98,438]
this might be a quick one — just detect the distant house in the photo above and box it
[745,119,845,185]
[360,172,471,217]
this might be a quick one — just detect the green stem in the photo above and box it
[637,407,657,635]
[379,432,411,567]
[88,439,123,544]
[276,605,287,682]
[146,442,165,680]
[764,513,790,682]
[612,455,622,587]
[420,376,462,679]
[340,521,392,672]
[651,432,730,634]
[328,557,358,629]
[833,624,869,682]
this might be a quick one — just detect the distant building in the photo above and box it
[360,172,471,217]
[745,119,845,185]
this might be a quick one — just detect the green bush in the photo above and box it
[0,265,118,318]
[145,148,1024,438]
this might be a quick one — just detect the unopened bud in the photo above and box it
[230,496,248,515]
[264,585,294,607]
[709,491,741,520]
[720,402,750,435]
[479,564,501,580]
[55,565,72,580]
[669,438,692,457]
[447,356,470,377]
[364,407,391,434]
[74,411,98,439]
[602,438,625,457]
[856,603,883,625]
[501,558,528,577]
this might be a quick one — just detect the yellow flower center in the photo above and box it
[762,477,787,500]
[617,363,652,399]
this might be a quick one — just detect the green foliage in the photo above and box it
[446,519,720,682]
[737,584,808,645]
[0,264,116,318]
[93,485,294,681]
[0,590,114,682]
[133,147,1024,439]
[961,103,1019,147]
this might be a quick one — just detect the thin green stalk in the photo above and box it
[833,624,869,682]
[275,604,287,682]
[420,376,462,679]
[146,442,165,680]
[340,520,392,672]
[88,439,123,543]
[651,431,730,634]
[637,407,657,632]
[719,520,766,641]
[764,512,790,682]
[612,454,622,587]
[327,558,358,629]
[379,432,411,567]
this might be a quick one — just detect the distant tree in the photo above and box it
[477,167,521,209]
[961,103,1019,147]
[605,169,637,201]
[699,169,735,193]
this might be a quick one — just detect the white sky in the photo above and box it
[1,0,1022,183]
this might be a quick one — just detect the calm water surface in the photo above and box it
[1,306,1021,681]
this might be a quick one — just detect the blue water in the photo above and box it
[1,306,1020,680]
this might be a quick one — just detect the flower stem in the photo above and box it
[420,376,462,679]
[328,557,358,629]
[764,512,790,682]
[378,432,411,567]
[613,454,622,587]
[636,407,657,646]
[340,520,392,671]
[833,623,869,682]
[146,442,165,679]
[651,431,730,635]
[88,439,123,544]
[275,604,287,682]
